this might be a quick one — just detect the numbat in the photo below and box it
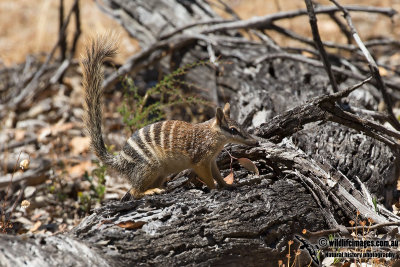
[81,36,258,199]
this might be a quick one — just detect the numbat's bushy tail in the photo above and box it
[81,36,118,169]
[81,36,258,199]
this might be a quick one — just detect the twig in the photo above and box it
[304,0,339,92]
[330,0,400,131]
[215,0,241,20]
[202,5,396,34]
[323,102,400,153]
[347,107,390,122]
[328,13,352,44]
[102,4,399,96]
[52,0,80,85]
[304,222,400,238]
[59,0,67,61]
[269,24,356,51]
[50,59,71,84]
[283,46,319,57]
[159,18,234,40]
[70,0,81,59]
[213,0,255,40]
[327,76,372,99]
[269,24,398,53]
[253,30,282,51]
[364,38,400,48]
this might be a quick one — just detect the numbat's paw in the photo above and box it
[144,188,165,196]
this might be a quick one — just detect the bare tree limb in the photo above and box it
[330,0,400,131]
[159,19,234,40]
[304,0,339,92]
[269,24,356,51]
[202,5,396,34]
[70,0,81,58]
[253,76,400,154]
[328,13,352,44]
[59,0,67,61]
[304,222,400,238]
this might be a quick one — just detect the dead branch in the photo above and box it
[159,19,235,40]
[305,0,339,92]
[202,5,396,34]
[59,0,67,61]
[253,75,400,154]
[70,0,81,58]
[269,24,399,53]
[304,222,400,238]
[330,0,400,131]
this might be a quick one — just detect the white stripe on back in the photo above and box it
[150,124,161,154]
[169,121,177,149]
[127,137,150,163]
[139,127,158,160]
[160,121,167,149]
[121,151,134,162]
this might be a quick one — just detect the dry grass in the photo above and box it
[0,0,398,66]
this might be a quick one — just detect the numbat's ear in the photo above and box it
[223,103,230,117]
[215,107,224,126]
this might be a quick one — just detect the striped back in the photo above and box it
[120,120,202,165]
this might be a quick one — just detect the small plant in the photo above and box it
[372,197,380,214]
[0,153,30,233]
[78,160,107,214]
[276,240,303,267]
[48,161,68,203]
[118,61,209,133]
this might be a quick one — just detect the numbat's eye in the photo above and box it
[230,127,239,135]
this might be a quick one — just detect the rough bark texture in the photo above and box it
[0,233,116,266]
[294,124,398,207]
[1,0,399,266]
[72,176,324,266]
